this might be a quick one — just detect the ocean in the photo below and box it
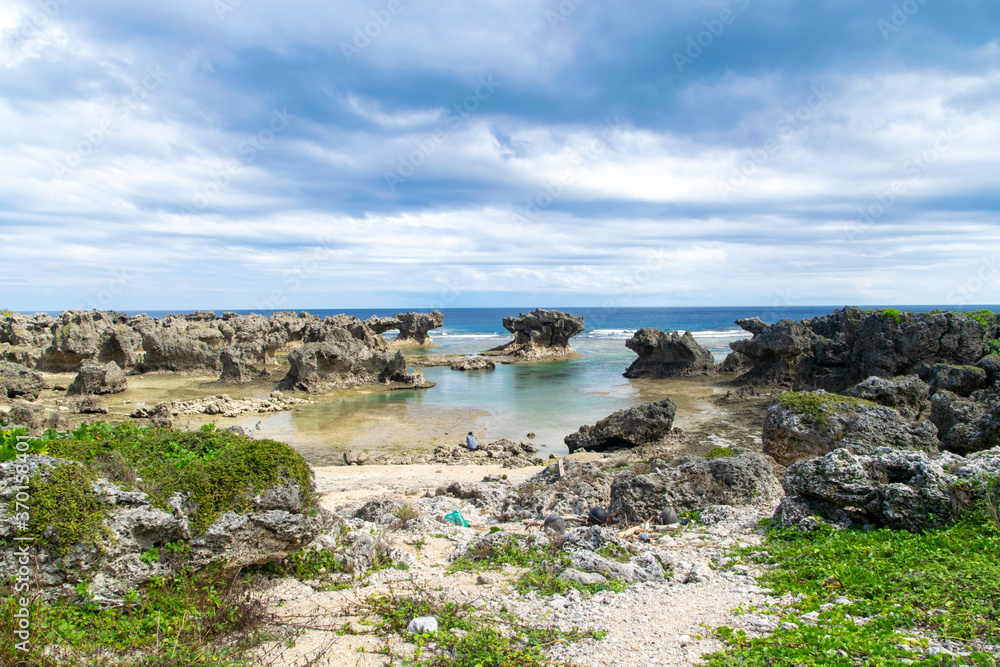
[120,305,997,461]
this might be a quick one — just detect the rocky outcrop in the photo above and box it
[430,439,539,468]
[279,318,433,393]
[0,361,47,400]
[494,460,611,521]
[150,391,312,419]
[762,391,939,466]
[75,396,109,414]
[483,309,585,362]
[623,329,715,378]
[774,447,1000,532]
[731,308,993,391]
[920,364,987,397]
[450,356,496,371]
[0,443,327,605]
[846,375,930,420]
[979,354,1000,387]
[393,311,445,347]
[564,399,676,454]
[609,452,783,520]
[67,360,127,395]
[218,346,270,384]
[930,389,1000,455]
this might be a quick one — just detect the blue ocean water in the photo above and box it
[117,305,998,460]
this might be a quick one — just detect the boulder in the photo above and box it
[0,361,47,400]
[930,389,1000,455]
[846,375,930,420]
[729,317,814,385]
[75,396,109,414]
[623,329,715,378]
[762,391,939,466]
[67,360,127,395]
[450,356,496,371]
[609,452,783,519]
[564,398,676,454]
[774,447,1000,532]
[218,346,270,384]
[494,460,611,522]
[979,354,1000,387]
[393,310,445,347]
[717,350,752,374]
[920,363,987,397]
[483,309,585,361]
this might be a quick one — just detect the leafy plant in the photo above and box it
[0,427,49,462]
[880,307,904,323]
[985,338,1000,356]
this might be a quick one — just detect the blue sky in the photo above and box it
[2,0,999,311]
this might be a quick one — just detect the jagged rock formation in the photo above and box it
[362,311,445,347]
[726,308,997,391]
[482,309,585,362]
[565,399,676,454]
[609,452,783,519]
[218,346,270,384]
[774,447,1000,532]
[623,329,715,378]
[278,315,433,393]
[450,356,496,371]
[67,360,127,395]
[930,388,1000,455]
[846,375,930,420]
[762,390,939,466]
[0,361,47,400]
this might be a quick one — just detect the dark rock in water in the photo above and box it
[930,389,1000,455]
[483,308,585,361]
[609,452,782,519]
[775,446,1000,532]
[762,390,939,466]
[846,375,929,420]
[149,403,174,428]
[75,395,109,414]
[450,356,496,371]
[564,399,676,454]
[394,310,445,347]
[623,329,715,378]
[218,346,270,384]
[920,363,987,397]
[0,361,47,400]
[67,360,127,395]
[587,507,608,525]
[543,514,567,533]
[731,308,990,391]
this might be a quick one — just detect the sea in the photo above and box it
[119,305,997,461]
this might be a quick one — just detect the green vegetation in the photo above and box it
[705,446,736,458]
[966,309,997,329]
[23,421,313,538]
[395,501,419,525]
[448,533,564,573]
[359,588,606,666]
[595,542,634,563]
[0,567,279,667]
[880,307,905,323]
[775,391,878,427]
[0,427,49,461]
[513,569,628,597]
[985,338,1000,356]
[703,514,1000,667]
[26,462,109,556]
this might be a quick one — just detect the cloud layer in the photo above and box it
[2,0,999,310]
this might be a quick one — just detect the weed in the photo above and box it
[985,338,1000,356]
[880,308,904,323]
[395,502,419,525]
[967,309,997,329]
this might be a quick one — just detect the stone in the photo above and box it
[684,562,714,584]
[482,309,585,361]
[67,360,127,395]
[393,311,445,347]
[610,452,783,518]
[979,354,1000,387]
[343,449,369,466]
[846,375,930,420]
[450,356,496,371]
[564,399,676,454]
[930,389,1000,455]
[218,346,270,384]
[623,329,715,378]
[763,391,939,466]
[543,514,567,534]
[921,363,987,397]
[75,396,109,414]
[559,568,608,586]
[0,361,47,400]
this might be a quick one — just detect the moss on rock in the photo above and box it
[775,391,879,427]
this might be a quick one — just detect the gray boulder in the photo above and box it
[609,452,783,520]
[483,308,585,361]
[0,361,47,400]
[564,398,676,454]
[930,389,1000,455]
[67,360,127,395]
[762,391,939,467]
[75,396,109,414]
[729,317,814,385]
[775,447,1000,532]
[218,346,270,384]
[450,356,496,371]
[921,363,987,397]
[847,375,930,420]
[979,354,1000,387]
[393,310,445,347]
[623,329,715,378]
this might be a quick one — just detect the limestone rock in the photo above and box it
[393,310,445,347]
[450,356,496,371]
[930,389,1000,455]
[218,346,270,384]
[921,363,987,397]
[846,375,930,420]
[75,396,109,414]
[762,391,939,466]
[67,360,127,395]
[0,361,47,400]
[483,308,585,361]
[564,399,676,454]
[623,329,715,378]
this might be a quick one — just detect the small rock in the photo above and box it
[476,573,499,585]
[684,562,714,584]
[406,616,438,635]
[678,634,693,646]
[779,622,799,631]
[543,514,566,534]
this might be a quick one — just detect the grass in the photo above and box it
[702,514,1000,666]
[447,533,565,573]
[358,587,606,666]
[395,501,419,525]
[513,569,628,597]
[705,446,736,458]
[775,391,878,427]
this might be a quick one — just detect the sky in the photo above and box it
[1,0,999,312]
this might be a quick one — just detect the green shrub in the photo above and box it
[985,338,1000,356]
[967,309,997,329]
[879,308,904,323]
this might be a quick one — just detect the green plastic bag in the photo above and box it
[444,511,468,527]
